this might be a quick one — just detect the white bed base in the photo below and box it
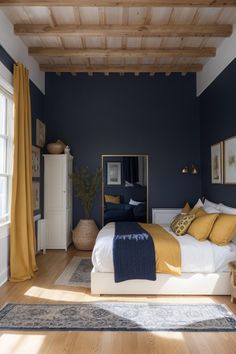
[91,269,230,295]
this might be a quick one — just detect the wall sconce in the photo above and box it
[191,164,199,175]
[181,166,189,174]
[181,165,199,175]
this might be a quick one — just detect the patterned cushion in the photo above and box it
[171,214,196,236]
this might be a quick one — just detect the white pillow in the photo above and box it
[219,203,236,215]
[204,206,220,214]
[203,198,221,210]
[193,198,204,209]
[129,198,144,206]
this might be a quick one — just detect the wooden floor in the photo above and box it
[0,247,236,354]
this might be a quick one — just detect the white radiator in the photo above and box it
[37,219,46,254]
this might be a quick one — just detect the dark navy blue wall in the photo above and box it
[200,58,236,208]
[0,45,45,216]
[45,73,201,227]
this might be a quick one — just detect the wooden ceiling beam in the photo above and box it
[1,0,236,7]
[39,63,203,72]
[15,24,232,37]
[29,46,216,58]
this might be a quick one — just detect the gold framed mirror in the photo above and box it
[101,154,149,226]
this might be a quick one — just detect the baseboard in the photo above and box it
[0,266,9,287]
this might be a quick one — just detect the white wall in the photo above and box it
[0,9,45,94]
[197,25,236,96]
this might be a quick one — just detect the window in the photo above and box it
[0,87,13,224]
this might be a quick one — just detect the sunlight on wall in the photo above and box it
[0,334,46,354]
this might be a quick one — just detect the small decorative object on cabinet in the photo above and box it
[72,167,101,250]
[229,261,236,303]
[44,153,73,250]
[46,140,66,154]
[64,145,70,155]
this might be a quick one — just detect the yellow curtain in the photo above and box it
[10,63,38,282]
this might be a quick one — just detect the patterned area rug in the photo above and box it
[55,257,92,288]
[0,303,236,332]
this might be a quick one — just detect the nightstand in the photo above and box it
[229,261,236,303]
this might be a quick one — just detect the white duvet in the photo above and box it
[92,222,236,273]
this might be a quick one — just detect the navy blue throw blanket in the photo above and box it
[113,222,156,283]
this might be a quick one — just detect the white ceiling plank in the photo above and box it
[50,6,76,24]
[128,7,148,25]
[105,7,123,24]
[150,8,173,24]
[106,36,122,47]
[78,7,100,24]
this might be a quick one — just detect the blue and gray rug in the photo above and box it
[0,303,236,332]
[55,257,92,288]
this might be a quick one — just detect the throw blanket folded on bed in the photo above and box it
[140,223,181,276]
[113,222,156,282]
[113,222,181,283]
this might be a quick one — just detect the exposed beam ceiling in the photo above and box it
[4,3,236,74]
[29,47,216,58]
[14,24,232,37]
[40,63,203,72]
[1,0,236,6]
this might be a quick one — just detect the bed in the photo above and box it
[91,217,236,295]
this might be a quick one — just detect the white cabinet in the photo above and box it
[44,154,73,250]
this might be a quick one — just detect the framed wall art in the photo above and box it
[32,181,40,211]
[36,119,45,148]
[224,136,236,184]
[211,142,223,184]
[32,145,40,178]
[107,162,121,185]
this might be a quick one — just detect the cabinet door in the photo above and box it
[46,212,66,249]
[66,158,73,210]
[45,157,66,213]
[66,209,72,247]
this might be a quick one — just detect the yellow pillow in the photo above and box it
[190,207,207,218]
[105,194,120,204]
[188,214,218,241]
[171,214,196,236]
[182,202,191,214]
[209,214,236,245]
